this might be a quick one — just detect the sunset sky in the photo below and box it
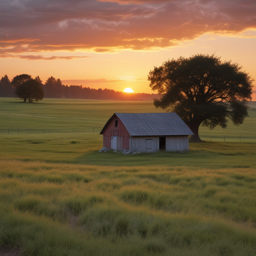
[0,0,255,99]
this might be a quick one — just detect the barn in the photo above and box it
[100,113,194,153]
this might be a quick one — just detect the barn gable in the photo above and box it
[100,114,130,150]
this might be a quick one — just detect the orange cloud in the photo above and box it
[0,38,39,43]
[0,0,256,57]
[62,78,128,84]
[0,53,90,60]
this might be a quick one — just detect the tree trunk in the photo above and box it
[189,122,202,142]
[23,98,27,103]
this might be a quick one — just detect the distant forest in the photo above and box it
[0,75,158,101]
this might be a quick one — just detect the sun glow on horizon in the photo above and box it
[124,87,134,93]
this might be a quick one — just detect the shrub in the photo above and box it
[120,189,149,205]
[115,217,130,236]
[65,195,105,215]
[144,240,166,254]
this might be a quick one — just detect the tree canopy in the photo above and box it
[148,54,253,141]
[12,74,31,87]
[16,79,44,103]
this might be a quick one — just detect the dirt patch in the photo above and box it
[0,247,22,256]
[67,211,80,230]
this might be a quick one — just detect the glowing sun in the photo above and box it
[124,87,134,93]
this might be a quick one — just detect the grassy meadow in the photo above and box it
[0,97,256,256]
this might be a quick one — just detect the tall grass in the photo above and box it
[1,160,256,255]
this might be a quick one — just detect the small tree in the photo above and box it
[148,55,253,141]
[16,79,44,103]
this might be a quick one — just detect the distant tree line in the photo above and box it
[0,75,157,101]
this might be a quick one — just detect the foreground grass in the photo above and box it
[1,160,256,256]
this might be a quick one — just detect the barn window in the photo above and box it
[115,119,118,127]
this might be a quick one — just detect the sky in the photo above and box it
[0,0,256,99]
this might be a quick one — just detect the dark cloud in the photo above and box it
[0,0,256,57]
[98,0,170,3]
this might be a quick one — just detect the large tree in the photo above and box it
[148,55,253,141]
[12,74,31,87]
[16,79,44,103]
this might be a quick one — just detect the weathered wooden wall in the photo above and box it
[102,116,130,149]
[166,136,189,152]
[129,136,189,152]
[130,137,159,153]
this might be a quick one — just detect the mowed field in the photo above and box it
[0,98,256,256]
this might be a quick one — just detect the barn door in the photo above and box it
[159,137,166,151]
[111,136,118,150]
[145,139,153,153]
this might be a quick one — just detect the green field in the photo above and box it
[0,98,256,256]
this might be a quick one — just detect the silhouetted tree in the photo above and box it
[55,78,65,98]
[44,76,56,98]
[35,76,43,84]
[148,54,253,141]
[0,75,14,97]
[12,74,31,87]
[16,79,44,103]
[44,76,64,98]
